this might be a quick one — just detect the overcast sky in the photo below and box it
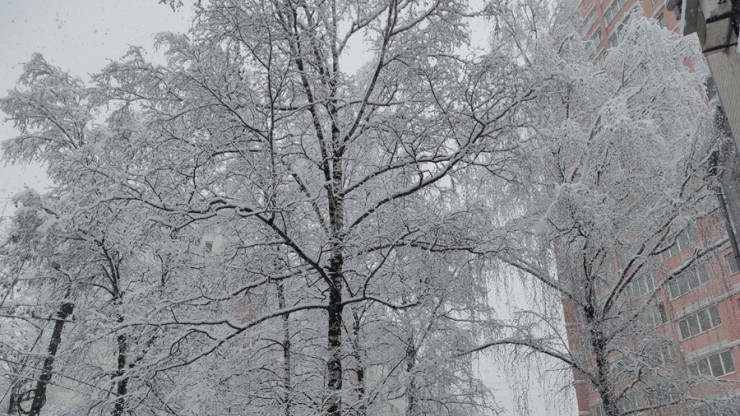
[0,0,192,217]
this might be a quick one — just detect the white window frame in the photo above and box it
[617,395,636,414]
[581,8,598,36]
[589,28,602,54]
[668,262,709,299]
[688,350,736,377]
[646,341,675,367]
[639,302,667,329]
[677,304,721,340]
[628,271,655,299]
[661,225,698,261]
[609,32,619,48]
[604,0,628,25]
[609,7,634,48]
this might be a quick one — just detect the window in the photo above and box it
[617,395,636,414]
[661,225,698,260]
[581,9,598,36]
[668,262,709,299]
[593,51,606,69]
[589,28,602,54]
[657,13,667,28]
[609,33,619,48]
[646,341,675,367]
[678,304,721,339]
[645,384,681,406]
[695,406,713,416]
[725,252,739,274]
[688,350,736,377]
[609,11,632,48]
[639,302,668,329]
[620,11,631,28]
[603,0,628,25]
[628,271,655,299]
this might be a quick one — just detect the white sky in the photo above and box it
[0,0,193,217]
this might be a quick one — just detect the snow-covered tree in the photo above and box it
[470,3,736,416]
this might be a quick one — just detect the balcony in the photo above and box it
[683,0,739,54]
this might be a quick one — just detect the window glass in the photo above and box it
[663,226,697,260]
[582,9,597,36]
[678,232,690,250]
[690,351,735,377]
[677,271,690,295]
[697,263,709,284]
[679,320,690,339]
[709,305,721,327]
[594,51,606,68]
[726,253,739,274]
[687,315,700,336]
[688,268,702,288]
[663,343,674,361]
[590,29,602,53]
[638,275,647,294]
[657,303,667,323]
[628,272,656,299]
[669,280,680,298]
[669,263,709,299]
[698,358,711,376]
[696,406,714,416]
[688,224,698,241]
[604,6,614,23]
[621,12,630,26]
[722,351,735,373]
[678,305,721,339]
[698,309,711,332]
[658,13,667,28]
[709,354,724,376]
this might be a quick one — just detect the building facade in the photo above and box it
[569,1,740,415]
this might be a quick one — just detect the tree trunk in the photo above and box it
[326,270,343,416]
[351,310,366,416]
[113,331,128,416]
[591,327,618,416]
[28,302,74,416]
[8,379,19,414]
[326,186,344,416]
[405,337,417,416]
[326,100,345,415]
[277,283,291,416]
